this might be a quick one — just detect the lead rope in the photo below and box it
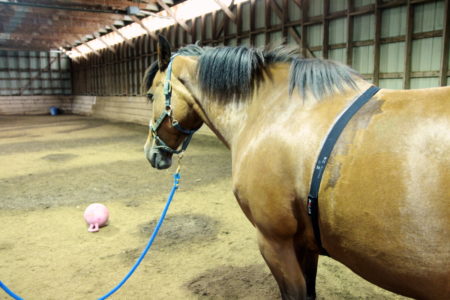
[0,154,185,300]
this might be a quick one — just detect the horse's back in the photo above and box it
[320,85,450,299]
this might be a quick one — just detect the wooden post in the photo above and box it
[236,2,242,44]
[373,0,382,86]
[250,0,256,46]
[346,0,354,67]
[439,0,449,86]
[265,0,271,44]
[322,0,330,58]
[282,0,288,42]
[403,0,413,89]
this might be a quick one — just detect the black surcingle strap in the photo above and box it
[308,85,380,256]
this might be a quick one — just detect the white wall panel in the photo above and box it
[330,0,346,13]
[353,14,375,41]
[307,24,323,47]
[329,48,346,64]
[411,37,441,71]
[380,42,405,73]
[353,46,374,74]
[379,79,403,89]
[309,0,323,17]
[242,3,251,31]
[410,77,439,88]
[329,18,347,44]
[413,1,444,33]
[381,6,406,38]
[355,0,375,7]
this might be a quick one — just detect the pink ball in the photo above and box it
[84,203,109,232]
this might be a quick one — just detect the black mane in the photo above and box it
[143,44,360,102]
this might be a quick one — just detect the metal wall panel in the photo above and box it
[329,48,346,64]
[330,0,346,13]
[410,77,439,88]
[413,1,444,32]
[307,24,323,47]
[309,0,323,17]
[379,79,403,89]
[380,42,405,72]
[353,15,375,41]
[412,37,441,71]
[288,0,301,21]
[0,50,71,96]
[381,7,407,37]
[329,18,347,44]
[353,46,374,74]
[355,0,375,7]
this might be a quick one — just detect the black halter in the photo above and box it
[308,85,380,256]
[150,55,198,154]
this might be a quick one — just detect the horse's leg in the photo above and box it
[296,247,318,300]
[257,230,307,300]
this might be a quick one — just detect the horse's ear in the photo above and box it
[157,35,171,71]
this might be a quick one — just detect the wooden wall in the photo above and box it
[72,96,151,125]
[0,96,72,115]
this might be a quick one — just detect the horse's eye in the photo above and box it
[147,93,154,102]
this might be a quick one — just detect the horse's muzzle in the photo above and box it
[146,146,173,170]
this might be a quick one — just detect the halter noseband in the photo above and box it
[150,54,198,154]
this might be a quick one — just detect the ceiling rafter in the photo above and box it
[155,0,190,33]
[212,0,236,23]
[130,15,158,40]
[110,25,135,47]
[0,0,185,52]
[94,34,117,53]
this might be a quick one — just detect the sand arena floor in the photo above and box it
[0,115,408,300]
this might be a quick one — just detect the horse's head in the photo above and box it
[143,35,203,169]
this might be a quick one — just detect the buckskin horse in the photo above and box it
[143,35,450,300]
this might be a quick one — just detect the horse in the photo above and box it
[143,35,450,300]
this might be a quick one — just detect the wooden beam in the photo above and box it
[250,0,256,46]
[265,0,271,44]
[270,0,313,56]
[130,15,157,40]
[212,0,237,23]
[236,2,242,44]
[69,42,88,60]
[111,25,134,47]
[83,42,101,57]
[155,0,191,33]
[292,0,302,9]
[322,0,330,58]
[373,0,382,85]
[282,0,288,41]
[59,47,79,62]
[403,0,413,89]
[95,35,116,53]
[212,0,235,40]
[346,0,354,66]
[439,0,449,86]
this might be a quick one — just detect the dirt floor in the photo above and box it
[0,115,409,300]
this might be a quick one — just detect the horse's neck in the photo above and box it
[195,98,251,149]
[191,64,371,151]
[190,63,294,149]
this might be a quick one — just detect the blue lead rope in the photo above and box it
[1,172,181,300]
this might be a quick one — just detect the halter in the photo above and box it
[149,54,198,154]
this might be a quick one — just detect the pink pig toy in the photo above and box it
[84,203,109,232]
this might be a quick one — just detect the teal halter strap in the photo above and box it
[150,54,198,154]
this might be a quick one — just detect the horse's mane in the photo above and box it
[143,44,360,102]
